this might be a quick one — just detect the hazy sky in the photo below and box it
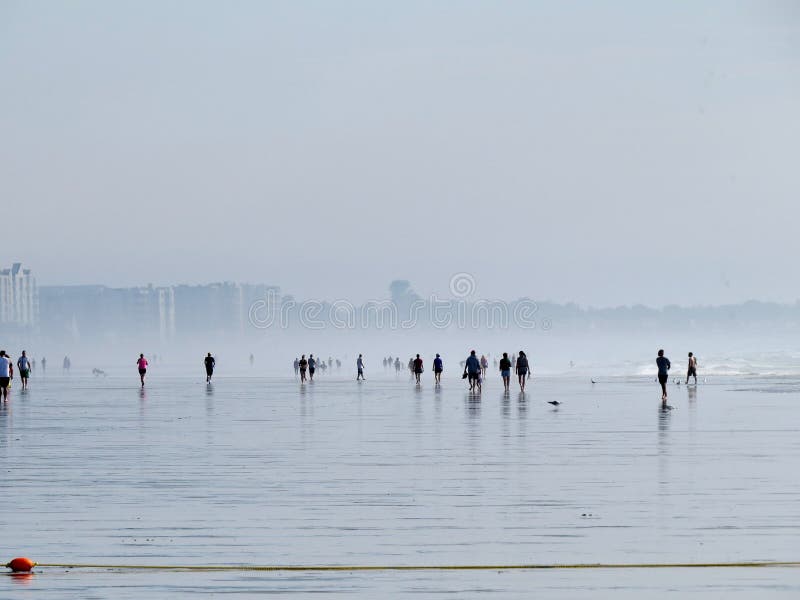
[1,1,798,307]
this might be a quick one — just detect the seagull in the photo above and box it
[548,400,560,406]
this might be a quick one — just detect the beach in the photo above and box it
[2,371,800,597]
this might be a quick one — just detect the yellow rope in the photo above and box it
[32,561,800,572]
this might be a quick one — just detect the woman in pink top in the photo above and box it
[137,354,148,387]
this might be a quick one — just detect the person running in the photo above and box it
[464,350,481,392]
[17,351,30,390]
[433,353,443,384]
[299,355,308,382]
[412,354,423,384]
[293,357,300,376]
[357,354,365,380]
[480,354,488,378]
[657,349,671,404]
[499,352,512,392]
[516,351,531,391]
[204,352,215,383]
[0,351,10,401]
[686,352,698,385]
[137,354,148,387]
[308,354,316,380]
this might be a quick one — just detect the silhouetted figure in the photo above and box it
[657,349,671,404]
[516,351,531,392]
[413,354,423,384]
[299,355,308,382]
[204,352,215,383]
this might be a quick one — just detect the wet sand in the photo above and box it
[1,373,799,597]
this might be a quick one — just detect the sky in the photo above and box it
[1,1,798,307]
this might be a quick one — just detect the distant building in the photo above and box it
[38,280,278,342]
[0,263,38,327]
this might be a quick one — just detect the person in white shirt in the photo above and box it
[0,351,11,401]
[17,351,31,390]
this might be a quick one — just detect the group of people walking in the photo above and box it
[348,351,533,392]
[0,350,34,400]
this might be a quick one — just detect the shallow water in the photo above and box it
[1,371,800,597]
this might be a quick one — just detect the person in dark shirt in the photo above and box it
[412,354,423,384]
[656,349,671,404]
[433,354,443,385]
[204,353,216,383]
[499,352,512,392]
[299,355,308,383]
[464,350,481,393]
[516,351,531,392]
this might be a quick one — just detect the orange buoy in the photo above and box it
[6,557,36,572]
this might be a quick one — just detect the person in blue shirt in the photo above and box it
[656,349,671,404]
[464,350,482,393]
[433,354,443,385]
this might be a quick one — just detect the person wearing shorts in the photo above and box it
[464,350,481,393]
[516,351,531,392]
[17,350,31,390]
[0,351,10,401]
[308,355,316,380]
[499,352,512,392]
[299,355,308,382]
[433,354,443,385]
[412,354,423,384]
[686,352,697,384]
[137,353,148,387]
[657,349,671,404]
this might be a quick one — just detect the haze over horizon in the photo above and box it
[2,1,798,307]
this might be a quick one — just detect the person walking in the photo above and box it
[17,351,31,390]
[204,352,215,383]
[657,349,671,404]
[480,354,488,378]
[0,351,11,401]
[293,357,300,377]
[136,353,148,387]
[464,350,481,393]
[499,352,512,392]
[433,353,443,384]
[357,354,365,380]
[686,352,698,385]
[308,354,316,381]
[412,354,424,384]
[299,355,308,382]
[516,351,531,391]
